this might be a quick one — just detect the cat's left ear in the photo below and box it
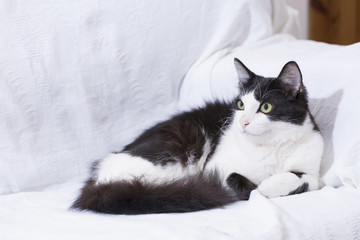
[277,61,303,97]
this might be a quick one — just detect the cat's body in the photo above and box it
[72,59,324,214]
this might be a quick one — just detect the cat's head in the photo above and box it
[232,58,311,144]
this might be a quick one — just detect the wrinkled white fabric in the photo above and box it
[0,180,359,240]
[1,1,360,240]
[0,0,298,194]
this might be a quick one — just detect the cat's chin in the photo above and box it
[240,129,274,145]
[240,128,270,137]
[241,130,261,137]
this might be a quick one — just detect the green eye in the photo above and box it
[237,100,245,110]
[260,103,273,113]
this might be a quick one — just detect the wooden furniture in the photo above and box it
[309,0,360,45]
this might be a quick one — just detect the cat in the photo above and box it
[72,59,324,214]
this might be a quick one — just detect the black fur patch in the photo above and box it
[288,183,309,195]
[226,173,257,200]
[309,112,320,132]
[71,172,238,214]
[122,101,233,167]
[290,171,305,178]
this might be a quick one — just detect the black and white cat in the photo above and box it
[72,59,324,214]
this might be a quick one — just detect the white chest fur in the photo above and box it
[205,125,273,185]
[205,115,323,186]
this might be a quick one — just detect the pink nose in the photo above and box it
[241,121,250,129]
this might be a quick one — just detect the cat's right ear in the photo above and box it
[234,58,254,85]
[277,61,303,97]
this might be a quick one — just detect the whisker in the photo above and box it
[262,89,287,99]
[238,82,245,93]
[218,115,233,134]
[263,79,275,98]
[256,79,262,98]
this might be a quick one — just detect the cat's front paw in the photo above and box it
[258,172,304,198]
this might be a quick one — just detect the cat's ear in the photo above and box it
[277,61,303,97]
[234,58,254,85]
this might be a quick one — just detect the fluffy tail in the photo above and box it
[71,172,242,214]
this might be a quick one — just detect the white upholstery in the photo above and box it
[0,0,297,193]
[1,1,360,239]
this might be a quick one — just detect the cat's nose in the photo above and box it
[241,121,250,129]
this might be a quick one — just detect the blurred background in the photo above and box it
[287,0,360,45]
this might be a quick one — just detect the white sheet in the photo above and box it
[0,0,298,194]
[180,34,360,188]
[1,1,360,240]
[0,179,359,240]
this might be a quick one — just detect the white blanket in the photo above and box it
[0,0,298,194]
[1,1,360,239]
[1,35,360,240]
[0,180,359,240]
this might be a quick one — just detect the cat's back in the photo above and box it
[122,101,234,166]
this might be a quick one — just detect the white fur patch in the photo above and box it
[95,153,184,184]
[95,138,212,185]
